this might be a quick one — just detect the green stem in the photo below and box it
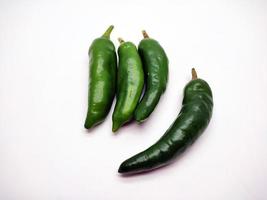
[102,25,114,39]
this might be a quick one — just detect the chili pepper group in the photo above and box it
[84,25,213,174]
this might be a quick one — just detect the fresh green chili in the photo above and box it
[84,25,117,129]
[112,38,144,132]
[118,69,213,174]
[134,30,168,122]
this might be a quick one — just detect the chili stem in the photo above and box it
[118,37,125,44]
[142,30,149,38]
[102,25,114,39]
[192,68,198,80]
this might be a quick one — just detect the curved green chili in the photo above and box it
[134,30,168,122]
[84,25,117,129]
[118,69,213,174]
[112,38,144,132]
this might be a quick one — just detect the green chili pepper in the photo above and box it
[118,69,213,174]
[134,30,169,122]
[112,38,144,132]
[84,25,117,129]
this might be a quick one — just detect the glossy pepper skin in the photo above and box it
[84,25,117,129]
[118,69,213,174]
[134,31,168,122]
[112,38,144,132]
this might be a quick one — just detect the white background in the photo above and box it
[0,0,267,199]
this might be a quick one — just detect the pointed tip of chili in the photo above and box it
[84,116,101,129]
[84,120,94,129]
[134,115,146,124]
[118,162,128,173]
[118,161,140,174]
[118,166,123,173]
[112,121,121,132]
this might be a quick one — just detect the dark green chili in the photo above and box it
[134,30,168,122]
[118,69,213,174]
